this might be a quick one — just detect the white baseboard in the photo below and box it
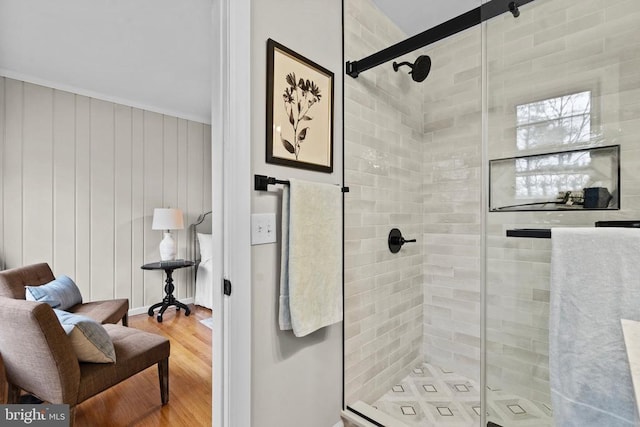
[128,297,195,317]
[332,420,344,427]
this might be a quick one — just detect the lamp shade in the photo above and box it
[152,208,184,231]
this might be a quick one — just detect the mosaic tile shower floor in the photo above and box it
[372,363,553,426]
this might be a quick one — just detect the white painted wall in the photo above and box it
[0,0,213,124]
[0,77,212,311]
[250,0,343,425]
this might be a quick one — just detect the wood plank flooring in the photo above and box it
[74,305,212,427]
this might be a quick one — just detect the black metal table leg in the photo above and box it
[148,302,164,317]
[175,300,191,316]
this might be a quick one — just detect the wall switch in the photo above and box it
[251,213,277,245]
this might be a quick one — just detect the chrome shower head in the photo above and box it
[392,55,431,83]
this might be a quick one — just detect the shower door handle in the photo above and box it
[388,228,417,253]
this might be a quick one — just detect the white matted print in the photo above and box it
[266,39,334,173]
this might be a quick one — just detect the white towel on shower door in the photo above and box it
[550,227,640,427]
[279,179,342,337]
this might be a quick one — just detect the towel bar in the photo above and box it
[506,229,551,238]
[254,174,349,193]
[506,221,640,238]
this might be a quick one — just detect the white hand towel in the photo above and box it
[550,227,640,427]
[279,179,343,337]
[621,318,640,420]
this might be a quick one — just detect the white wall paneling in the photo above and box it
[75,94,91,299]
[53,90,77,280]
[142,111,165,307]
[0,77,212,311]
[131,108,146,310]
[3,79,23,270]
[114,103,133,302]
[22,83,54,266]
[90,99,116,302]
[0,76,4,269]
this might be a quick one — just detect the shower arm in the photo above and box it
[392,61,413,71]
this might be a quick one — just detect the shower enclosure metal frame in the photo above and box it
[345,0,536,79]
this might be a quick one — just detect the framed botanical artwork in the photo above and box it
[266,39,334,173]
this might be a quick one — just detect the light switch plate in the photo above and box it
[251,213,277,245]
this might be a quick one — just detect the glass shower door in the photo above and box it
[343,0,483,425]
[484,0,640,425]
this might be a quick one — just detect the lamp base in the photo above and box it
[159,231,176,261]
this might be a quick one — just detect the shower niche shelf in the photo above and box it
[489,145,620,212]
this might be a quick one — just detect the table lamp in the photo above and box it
[152,208,184,261]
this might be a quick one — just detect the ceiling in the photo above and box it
[0,0,213,124]
[371,0,481,37]
[0,1,476,124]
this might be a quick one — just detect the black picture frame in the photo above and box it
[266,39,334,173]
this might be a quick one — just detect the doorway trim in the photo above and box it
[212,0,252,426]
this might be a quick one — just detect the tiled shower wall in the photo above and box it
[344,0,425,406]
[420,28,483,383]
[484,0,640,404]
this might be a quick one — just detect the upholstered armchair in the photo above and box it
[0,297,170,426]
[0,263,129,326]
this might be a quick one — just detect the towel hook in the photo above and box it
[388,228,417,253]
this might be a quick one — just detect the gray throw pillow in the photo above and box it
[25,275,83,310]
[54,309,116,363]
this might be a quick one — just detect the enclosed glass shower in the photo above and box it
[343,0,640,425]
